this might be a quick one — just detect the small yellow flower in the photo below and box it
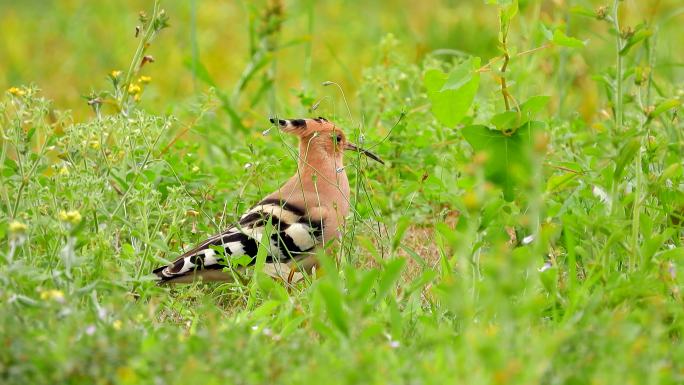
[110,70,122,78]
[9,221,28,234]
[58,166,70,176]
[58,210,82,225]
[40,289,65,303]
[138,75,151,84]
[192,166,200,172]
[89,140,100,150]
[463,191,479,212]
[128,84,141,94]
[7,87,26,96]
[112,319,122,330]
[133,93,141,102]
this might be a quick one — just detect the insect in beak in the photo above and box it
[344,142,385,165]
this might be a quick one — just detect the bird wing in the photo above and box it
[153,199,324,283]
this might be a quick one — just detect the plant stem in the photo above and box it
[500,38,511,111]
[119,0,161,116]
[613,0,623,132]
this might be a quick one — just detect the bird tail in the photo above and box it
[153,255,313,284]
[152,198,324,284]
[153,263,232,284]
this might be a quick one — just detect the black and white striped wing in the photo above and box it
[153,199,323,283]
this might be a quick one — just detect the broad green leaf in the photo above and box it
[462,121,545,201]
[519,95,550,119]
[553,29,585,48]
[440,64,475,91]
[424,56,481,127]
[318,281,348,335]
[613,138,640,181]
[354,268,380,302]
[491,111,519,131]
[231,253,253,267]
[375,258,406,304]
[492,96,550,131]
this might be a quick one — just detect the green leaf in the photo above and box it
[354,269,380,302]
[375,258,406,304]
[318,281,348,336]
[462,121,545,201]
[649,98,681,119]
[424,56,481,127]
[620,27,653,56]
[491,96,549,131]
[231,254,253,267]
[440,65,475,91]
[613,138,641,181]
[500,0,518,25]
[253,220,273,273]
[657,247,684,260]
[391,217,411,251]
[570,5,597,18]
[247,221,274,309]
[249,299,281,320]
[405,269,438,296]
[546,172,580,192]
[518,95,550,119]
[256,272,289,301]
[491,111,519,131]
[553,29,585,48]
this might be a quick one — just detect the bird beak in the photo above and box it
[344,142,385,165]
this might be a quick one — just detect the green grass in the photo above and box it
[1,1,684,384]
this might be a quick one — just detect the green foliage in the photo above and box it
[462,121,544,201]
[424,56,481,127]
[2,1,684,384]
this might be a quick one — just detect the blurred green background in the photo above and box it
[2,0,682,123]
[2,1,684,384]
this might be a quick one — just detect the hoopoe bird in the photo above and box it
[153,117,384,284]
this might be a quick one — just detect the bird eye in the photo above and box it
[333,134,343,143]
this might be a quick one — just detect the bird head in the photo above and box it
[268,117,384,164]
